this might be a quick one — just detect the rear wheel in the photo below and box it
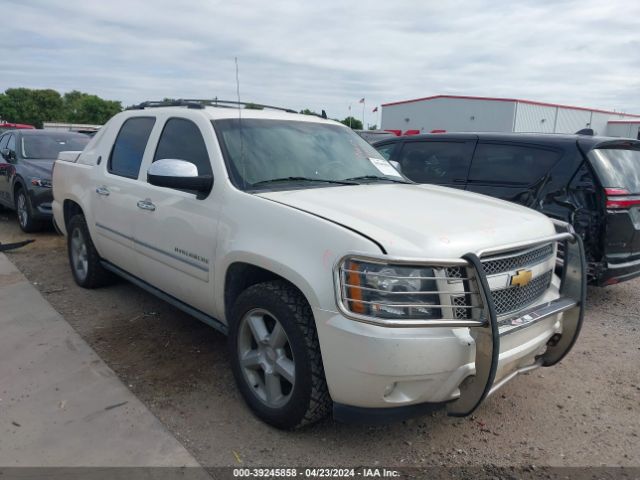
[15,188,41,233]
[229,280,331,429]
[67,214,113,288]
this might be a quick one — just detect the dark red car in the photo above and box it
[0,122,36,134]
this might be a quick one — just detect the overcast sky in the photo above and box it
[2,0,639,125]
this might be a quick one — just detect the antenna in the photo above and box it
[235,57,246,186]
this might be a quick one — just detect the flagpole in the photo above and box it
[348,104,352,129]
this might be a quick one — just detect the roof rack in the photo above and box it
[126,99,298,114]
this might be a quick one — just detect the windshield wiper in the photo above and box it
[343,175,412,184]
[251,177,357,187]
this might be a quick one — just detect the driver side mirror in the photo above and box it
[1,149,15,162]
[147,159,213,196]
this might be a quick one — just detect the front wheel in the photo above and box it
[67,214,113,288]
[15,188,41,233]
[229,281,331,429]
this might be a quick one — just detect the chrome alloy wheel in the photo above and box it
[237,308,296,408]
[70,227,89,283]
[17,192,28,228]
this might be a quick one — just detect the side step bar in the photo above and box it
[100,260,228,335]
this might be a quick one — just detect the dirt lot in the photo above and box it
[1,210,639,468]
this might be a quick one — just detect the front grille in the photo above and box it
[491,270,553,316]
[444,243,556,319]
[446,266,464,279]
[452,294,470,320]
[481,243,554,275]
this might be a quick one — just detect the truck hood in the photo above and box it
[256,184,556,258]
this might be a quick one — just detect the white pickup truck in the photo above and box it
[52,100,585,429]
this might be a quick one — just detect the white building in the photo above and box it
[380,95,640,138]
[606,120,640,140]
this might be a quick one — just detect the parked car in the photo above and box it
[0,122,36,134]
[0,130,89,232]
[52,100,584,429]
[374,133,640,286]
[354,129,397,143]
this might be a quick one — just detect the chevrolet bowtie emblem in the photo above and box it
[510,269,533,288]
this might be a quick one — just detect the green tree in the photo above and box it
[0,88,122,127]
[63,90,121,124]
[244,102,264,110]
[368,124,378,130]
[0,88,64,128]
[339,116,363,130]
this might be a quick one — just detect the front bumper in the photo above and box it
[316,227,585,422]
[28,187,53,220]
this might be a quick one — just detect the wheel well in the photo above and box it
[63,200,84,228]
[13,181,24,200]
[224,262,307,321]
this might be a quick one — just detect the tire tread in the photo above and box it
[232,280,331,428]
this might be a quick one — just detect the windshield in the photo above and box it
[213,119,405,190]
[589,147,640,194]
[21,133,89,160]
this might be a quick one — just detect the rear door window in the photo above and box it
[109,117,156,179]
[396,140,474,184]
[469,143,562,185]
[153,118,212,176]
[589,148,640,193]
[375,142,398,161]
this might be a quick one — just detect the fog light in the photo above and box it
[383,383,396,397]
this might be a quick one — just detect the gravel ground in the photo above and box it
[1,211,639,468]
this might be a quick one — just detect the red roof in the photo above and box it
[380,94,640,118]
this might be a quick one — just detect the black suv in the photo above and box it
[374,133,640,286]
[0,130,89,232]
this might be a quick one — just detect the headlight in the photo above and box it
[338,259,442,320]
[31,178,52,188]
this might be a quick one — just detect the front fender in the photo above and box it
[217,251,321,316]
[10,175,24,205]
[212,191,383,322]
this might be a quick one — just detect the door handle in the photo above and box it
[137,199,156,212]
[96,185,110,196]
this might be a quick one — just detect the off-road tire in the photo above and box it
[229,280,331,429]
[67,214,113,288]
